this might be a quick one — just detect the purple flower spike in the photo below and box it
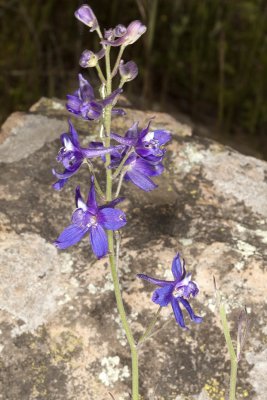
[80,48,105,68]
[54,177,127,258]
[137,254,202,329]
[66,74,123,121]
[74,4,99,32]
[119,60,138,82]
[101,20,147,47]
[52,120,123,190]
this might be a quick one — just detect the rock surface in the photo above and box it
[0,97,266,400]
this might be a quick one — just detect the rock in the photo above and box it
[0,97,266,399]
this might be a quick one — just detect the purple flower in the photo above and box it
[111,121,171,162]
[74,4,99,32]
[119,60,138,82]
[123,153,163,192]
[52,120,122,190]
[79,49,105,68]
[101,20,146,47]
[54,178,127,258]
[66,74,125,120]
[137,254,202,329]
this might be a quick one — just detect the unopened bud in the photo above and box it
[119,60,138,82]
[74,5,99,32]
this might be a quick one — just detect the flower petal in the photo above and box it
[137,274,172,287]
[119,60,138,82]
[72,208,85,225]
[78,73,95,101]
[99,88,123,107]
[134,158,163,177]
[81,145,124,158]
[105,197,125,208]
[54,224,88,249]
[74,5,99,31]
[179,298,203,324]
[171,253,184,280]
[126,169,157,191]
[110,132,135,146]
[52,168,77,180]
[98,208,127,230]
[152,284,173,306]
[68,119,80,147]
[75,186,87,211]
[60,133,75,151]
[66,95,81,115]
[171,298,187,329]
[86,101,102,120]
[112,108,126,116]
[89,224,108,258]
[152,129,171,145]
[126,122,139,139]
[87,176,98,210]
[52,178,68,190]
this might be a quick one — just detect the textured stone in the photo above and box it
[0,97,266,399]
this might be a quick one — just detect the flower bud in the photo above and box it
[119,60,138,82]
[74,5,99,32]
[79,49,105,68]
[114,24,127,37]
[104,28,114,41]
[101,20,147,47]
[80,50,98,68]
[123,20,147,45]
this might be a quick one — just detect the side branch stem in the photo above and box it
[111,45,125,78]
[95,63,106,84]
[113,147,133,179]
[138,306,162,346]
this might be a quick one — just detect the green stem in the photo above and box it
[104,45,113,200]
[96,27,103,40]
[219,303,237,400]
[138,306,162,346]
[104,46,139,400]
[115,170,126,198]
[147,317,172,340]
[84,160,105,200]
[107,231,139,400]
[113,147,133,179]
[95,63,106,85]
[111,45,125,78]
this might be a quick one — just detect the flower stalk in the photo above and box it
[138,306,162,346]
[104,46,139,400]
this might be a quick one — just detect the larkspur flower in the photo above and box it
[137,254,202,329]
[111,121,171,162]
[119,60,138,82]
[79,48,105,68]
[54,177,126,258]
[74,4,99,32]
[52,120,122,190]
[66,74,125,121]
[101,20,146,47]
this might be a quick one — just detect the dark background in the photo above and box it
[1,0,267,158]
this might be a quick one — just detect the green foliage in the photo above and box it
[1,0,267,148]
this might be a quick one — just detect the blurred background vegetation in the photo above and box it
[1,0,267,158]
